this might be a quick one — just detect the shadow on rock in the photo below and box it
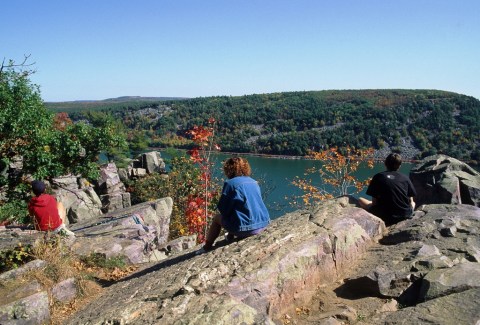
[334,277,382,300]
[110,239,231,286]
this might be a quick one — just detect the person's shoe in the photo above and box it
[195,245,213,255]
[56,224,75,237]
[63,228,75,237]
[225,232,235,242]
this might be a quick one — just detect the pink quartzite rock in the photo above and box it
[52,278,77,303]
[66,196,386,324]
[410,154,480,207]
[0,291,50,324]
[69,197,172,264]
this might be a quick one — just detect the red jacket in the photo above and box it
[28,194,62,231]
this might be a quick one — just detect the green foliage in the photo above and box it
[127,129,149,154]
[129,151,203,238]
[80,253,127,270]
[71,89,480,162]
[75,110,129,163]
[45,96,186,113]
[0,58,127,223]
[0,243,33,272]
[0,199,28,223]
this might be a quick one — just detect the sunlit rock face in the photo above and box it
[67,196,386,324]
[70,197,173,264]
[410,154,480,207]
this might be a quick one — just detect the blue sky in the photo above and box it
[3,0,479,101]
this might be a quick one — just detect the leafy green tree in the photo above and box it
[0,58,126,222]
[129,151,202,239]
[78,110,128,163]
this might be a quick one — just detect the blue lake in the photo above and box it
[161,151,413,219]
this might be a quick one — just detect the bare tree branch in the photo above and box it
[0,54,36,75]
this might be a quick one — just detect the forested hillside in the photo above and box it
[62,90,480,162]
[46,96,187,113]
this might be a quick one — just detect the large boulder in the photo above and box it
[52,176,103,224]
[418,262,480,302]
[0,197,173,266]
[373,288,480,325]
[69,197,173,264]
[96,162,131,213]
[410,155,480,207]
[134,151,166,174]
[340,203,480,308]
[66,196,386,324]
[57,187,103,224]
[118,151,166,182]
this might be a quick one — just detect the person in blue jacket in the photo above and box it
[203,157,270,251]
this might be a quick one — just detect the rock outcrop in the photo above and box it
[96,162,131,213]
[3,200,480,324]
[52,175,103,224]
[66,201,480,324]
[67,196,386,324]
[0,197,174,266]
[69,197,173,264]
[118,151,166,183]
[0,197,187,325]
[337,203,480,324]
[410,154,480,207]
[96,151,166,213]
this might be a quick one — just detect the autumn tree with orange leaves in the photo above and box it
[292,147,374,206]
[185,118,221,242]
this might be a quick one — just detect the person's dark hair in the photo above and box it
[385,153,402,171]
[31,180,46,196]
[223,157,251,179]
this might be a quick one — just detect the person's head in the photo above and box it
[31,180,46,196]
[223,157,251,179]
[384,153,402,171]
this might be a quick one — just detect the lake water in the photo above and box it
[162,151,413,219]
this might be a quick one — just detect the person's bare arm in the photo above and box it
[57,201,67,224]
[410,197,416,210]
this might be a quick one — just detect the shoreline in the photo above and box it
[152,147,423,164]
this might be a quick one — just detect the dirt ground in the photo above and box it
[282,243,398,325]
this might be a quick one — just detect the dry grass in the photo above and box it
[0,233,138,325]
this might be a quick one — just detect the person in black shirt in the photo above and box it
[359,153,417,226]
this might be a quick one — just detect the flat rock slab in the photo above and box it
[373,288,480,325]
[0,291,50,325]
[0,227,43,253]
[419,261,480,302]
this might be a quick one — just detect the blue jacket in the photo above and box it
[217,176,270,233]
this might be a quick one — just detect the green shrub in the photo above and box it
[0,243,33,272]
[129,151,217,239]
[0,199,28,224]
[80,253,127,270]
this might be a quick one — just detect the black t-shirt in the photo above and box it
[366,171,417,218]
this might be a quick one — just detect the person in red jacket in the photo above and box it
[28,180,75,236]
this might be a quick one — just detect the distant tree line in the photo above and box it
[63,89,480,163]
